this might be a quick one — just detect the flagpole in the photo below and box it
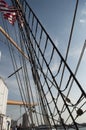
[0,26,29,60]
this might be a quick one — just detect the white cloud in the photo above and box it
[51,63,59,72]
[80,4,86,24]
[68,45,86,63]
[79,19,86,23]
[81,10,86,15]
[69,47,81,58]
[0,51,1,61]
[54,39,59,47]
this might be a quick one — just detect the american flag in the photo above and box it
[3,6,17,25]
[0,0,17,24]
[0,0,24,25]
[0,0,8,11]
[4,12,16,25]
[0,0,8,7]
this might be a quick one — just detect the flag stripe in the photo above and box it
[0,0,8,7]
[0,0,17,24]
[0,7,17,13]
[0,0,23,25]
[4,12,17,24]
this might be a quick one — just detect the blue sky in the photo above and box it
[0,0,86,123]
[27,0,86,86]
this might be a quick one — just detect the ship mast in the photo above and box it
[0,26,29,60]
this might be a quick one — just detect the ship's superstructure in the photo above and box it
[0,77,11,130]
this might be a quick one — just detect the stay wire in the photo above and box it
[53,0,79,119]
[3,18,30,124]
[18,23,39,125]
[24,14,79,130]
[60,41,86,117]
[23,22,67,129]
[59,0,79,90]
[16,13,38,125]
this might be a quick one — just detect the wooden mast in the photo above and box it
[0,26,29,60]
[7,100,37,107]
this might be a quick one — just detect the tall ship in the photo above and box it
[0,0,86,130]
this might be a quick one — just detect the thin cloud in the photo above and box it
[69,47,81,58]
[80,2,86,24]
[81,10,86,15]
[0,51,1,61]
[54,39,59,48]
[68,45,86,62]
[79,19,86,23]
[51,63,59,73]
